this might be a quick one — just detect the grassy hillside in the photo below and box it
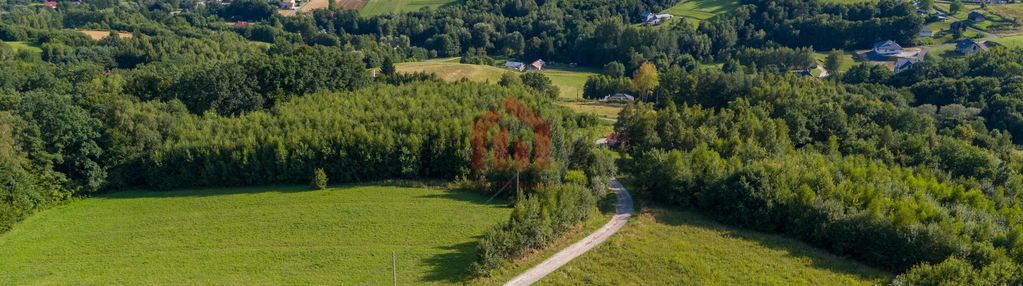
[1,41,41,54]
[541,207,890,285]
[661,0,740,24]
[360,0,460,16]
[395,58,597,99]
[0,184,510,284]
[994,35,1023,48]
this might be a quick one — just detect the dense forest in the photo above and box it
[0,0,1007,283]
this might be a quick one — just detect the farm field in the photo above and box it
[541,207,890,285]
[78,30,133,41]
[395,58,596,99]
[661,0,740,24]
[558,101,624,120]
[360,0,460,16]
[993,34,1023,48]
[988,4,1023,21]
[0,184,510,285]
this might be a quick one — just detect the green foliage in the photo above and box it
[602,61,625,78]
[312,168,328,190]
[144,82,565,189]
[471,184,596,276]
[620,69,1023,281]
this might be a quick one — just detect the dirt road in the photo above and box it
[503,179,633,286]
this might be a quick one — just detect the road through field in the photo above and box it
[503,179,633,286]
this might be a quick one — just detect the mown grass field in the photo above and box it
[360,0,460,16]
[541,207,890,285]
[993,35,1023,48]
[558,101,624,120]
[0,184,510,285]
[661,0,740,24]
[395,58,597,99]
[813,51,855,73]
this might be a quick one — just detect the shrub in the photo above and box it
[312,168,328,190]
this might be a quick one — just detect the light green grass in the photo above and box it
[661,0,740,24]
[0,184,510,285]
[993,35,1023,48]
[360,0,460,16]
[0,41,41,54]
[395,58,597,99]
[813,51,855,73]
[541,207,890,285]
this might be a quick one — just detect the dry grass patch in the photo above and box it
[78,30,132,41]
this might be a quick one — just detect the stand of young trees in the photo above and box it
[617,48,1023,283]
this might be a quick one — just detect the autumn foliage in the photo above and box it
[470,97,552,174]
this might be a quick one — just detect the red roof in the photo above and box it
[43,1,57,7]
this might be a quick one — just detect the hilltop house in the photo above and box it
[528,59,545,70]
[957,39,989,55]
[643,13,674,25]
[873,40,903,56]
[504,61,525,71]
[969,11,986,22]
[43,1,57,8]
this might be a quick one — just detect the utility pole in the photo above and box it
[392,252,397,286]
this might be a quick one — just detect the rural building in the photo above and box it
[234,21,249,28]
[43,1,57,8]
[504,61,525,71]
[528,59,545,70]
[917,26,933,38]
[280,0,295,9]
[956,39,989,55]
[894,58,919,73]
[641,12,674,25]
[603,93,635,102]
[969,11,986,22]
[872,40,903,56]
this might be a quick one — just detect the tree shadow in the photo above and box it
[420,240,480,283]
[649,208,889,282]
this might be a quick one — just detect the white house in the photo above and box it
[643,13,674,25]
[873,40,903,56]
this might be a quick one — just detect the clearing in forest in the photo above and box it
[0,184,510,284]
[360,0,461,16]
[541,207,890,285]
[78,30,133,41]
[660,0,740,24]
[394,58,597,99]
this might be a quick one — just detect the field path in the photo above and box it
[503,179,633,286]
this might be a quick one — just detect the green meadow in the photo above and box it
[360,0,461,16]
[661,0,740,24]
[0,184,510,285]
[395,58,597,99]
[541,207,890,285]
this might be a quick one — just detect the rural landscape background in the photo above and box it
[1,0,1023,284]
